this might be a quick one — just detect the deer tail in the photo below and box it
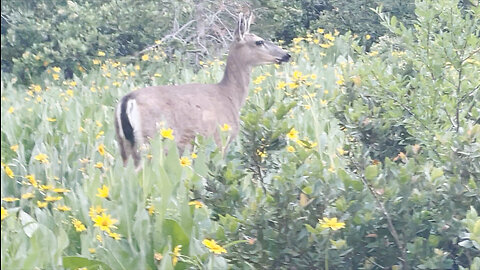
[117,95,143,147]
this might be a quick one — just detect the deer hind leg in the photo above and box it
[117,133,141,169]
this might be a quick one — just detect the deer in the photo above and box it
[114,14,291,169]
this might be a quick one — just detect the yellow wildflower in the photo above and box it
[44,196,62,202]
[288,82,299,89]
[40,184,53,191]
[8,107,14,114]
[1,207,7,221]
[257,149,267,158]
[96,185,109,198]
[351,76,361,86]
[34,153,49,163]
[97,51,106,56]
[320,43,333,48]
[96,130,104,139]
[52,73,60,80]
[98,144,105,156]
[202,239,227,254]
[31,84,42,92]
[293,37,303,44]
[89,248,96,254]
[319,217,345,231]
[108,231,121,240]
[47,118,56,122]
[292,70,303,81]
[324,33,335,41]
[69,81,77,87]
[160,128,174,140]
[171,245,181,266]
[94,162,103,169]
[66,89,74,96]
[287,128,298,140]
[317,28,325,33]
[71,218,86,232]
[92,59,101,65]
[286,145,296,153]
[253,75,266,85]
[142,54,149,61]
[147,205,155,216]
[365,34,371,40]
[56,205,71,211]
[89,205,106,218]
[179,157,191,167]
[276,81,287,89]
[4,165,14,178]
[93,213,118,233]
[188,201,204,209]
[337,147,347,155]
[154,252,163,261]
[10,145,19,152]
[191,152,198,159]
[220,123,231,132]
[2,197,19,202]
[21,192,35,199]
[52,66,61,73]
[37,201,48,208]
[53,188,70,193]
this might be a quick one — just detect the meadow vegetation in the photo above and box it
[1,0,479,269]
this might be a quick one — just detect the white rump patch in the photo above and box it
[126,99,143,146]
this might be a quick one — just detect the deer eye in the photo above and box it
[255,40,265,46]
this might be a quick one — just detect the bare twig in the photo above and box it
[351,158,409,269]
[455,68,463,132]
[137,20,196,56]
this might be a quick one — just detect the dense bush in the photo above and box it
[1,0,479,269]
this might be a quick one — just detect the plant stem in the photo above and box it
[325,232,330,270]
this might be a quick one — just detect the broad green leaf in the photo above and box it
[364,165,378,181]
[430,167,444,180]
[62,257,112,270]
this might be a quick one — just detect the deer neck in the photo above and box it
[219,52,252,110]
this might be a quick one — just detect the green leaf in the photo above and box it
[430,167,443,180]
[364,165,378,181]
[302,185,313,195]
[163,219,190,253]
[62,257,112,270]
[305,224,318,234]
[19,210,39,238]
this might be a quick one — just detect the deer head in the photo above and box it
[231,13,290,66]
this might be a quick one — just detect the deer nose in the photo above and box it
[281,53,291,62]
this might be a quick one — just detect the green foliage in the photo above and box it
[1,0,419,86]
[1,0,480,269]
